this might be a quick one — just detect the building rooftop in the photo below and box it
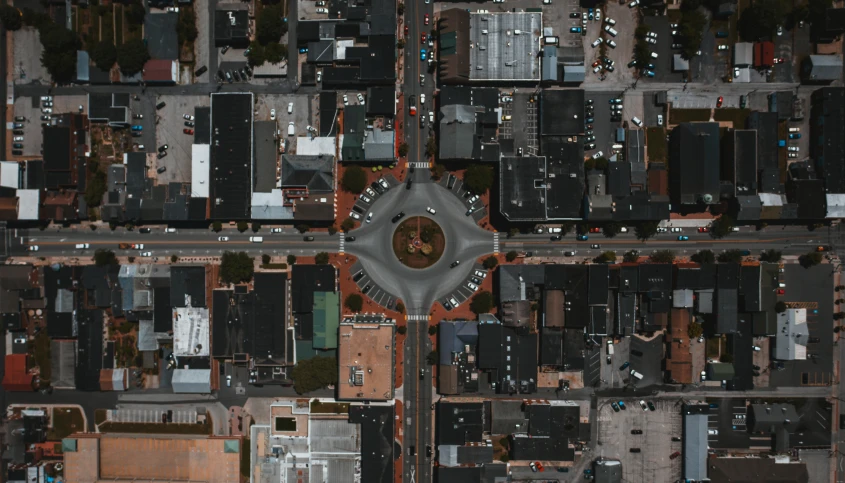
[337,320,394,401]
[670,122,721,205]
[775,308,809,360]
[467,12,542,81]
[64,434,240,482]
[541,90,585,136]
[210,93,253,219]
[173,306,210,357]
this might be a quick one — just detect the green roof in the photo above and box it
[313,292,340,349]
[295,340,336,361]
[62,439,77,452]
[707,362,735,380]
[223,440,239,453]
[440,32,457,56]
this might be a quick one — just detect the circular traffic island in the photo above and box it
[392,216,446,269]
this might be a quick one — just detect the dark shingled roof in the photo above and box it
[280,155,335,193]
[541,90,585,136]
[670,123,720,205]
[170,266,206,308]
[811,88,845,193]
[349,404,394,483]
[438,401,485,445]
[211,93,253,220]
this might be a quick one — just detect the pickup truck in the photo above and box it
[118,243,131,249]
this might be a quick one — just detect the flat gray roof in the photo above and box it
[469,12,542,81]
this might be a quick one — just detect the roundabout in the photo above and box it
[343,177,496,315]
[392,216,445,269]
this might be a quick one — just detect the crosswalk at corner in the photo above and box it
[406,314,430,321]
[493,232,500,254]
[406,161,430,169]
[339,235,345,254]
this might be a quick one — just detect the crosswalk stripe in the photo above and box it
[406,161,430,168]
[406,315,430,321]
[493,232,500,255]
[339,235,345,254]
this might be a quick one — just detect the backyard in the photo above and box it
[713,108,751,128]
[48,408,85,440]
[646,127,667,163]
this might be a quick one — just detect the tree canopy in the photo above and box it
[125,1,146,25]
[91,40,117,71]
[602,222,622,238]
[93,249,118,266]
[463,164,494,194]
[649,249,676,264]
[40,24,80,84]
[220,251,255,285]
[506,251,518,262]
[710,215,736,239]
[691,249,715,264]
[594,251,617,264]
[678,9,707,59]
[717,249,744,264]
[470,291,495,315]
[246,41,266,67]
[176,8,198,45]
[738,0,790,40]
[290,356,337,394]
[315,252,330,264]
[264,42,288,63]
[635,221,659,241]
[760,249,782,263]
[799,251,823,268]
[341,165,367,193]
[256,5,287,45]
[0,5,22,30]
[688,321,704,339]
[117,39,150,76]
[482,256,499,269]
[344,294,364,313]
[622,250,640,263]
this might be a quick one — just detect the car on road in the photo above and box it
[717,96,724,108]
[391,212,406,223]
[270,228,283,233]
[677,235,689,241]
[577,234,588,241]
[631,429,643,434]
[344,236,355,242]
[590,244,601,249]
[420,94,426,105]
[140,251,152,257]
[131,125,143,131]
[28,245,38,252]
[426,207,436,215]
[218,236,229,242]
[424,14,429,25]
[366,212,374,223]
[304,236,315,241]
[698,226,709,233]
[450,260,460,268]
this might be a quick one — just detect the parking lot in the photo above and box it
[153,95,211,184]
[583,90,624,157]
[108,407,197,424]
[255,93,316,151]
[597,397,683,483]
[12,29,50,85]
[12,95,88,157]
[498,91,537,157]
[640,15,674,83]
[769,264,834,388]
[437,173,487,223]
[705,398,752,449]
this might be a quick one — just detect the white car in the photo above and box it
[657,227,668,233]
[467,282,479,291]
[670,227,682,233]
[629,0,639,6]
[271,228,283,233]
[316,7,328,13]
[270,109,276,120]
[646,32,657,38]
[288,102,294,114]
[650,51,658,58]
[29,245,38,251]
[366,212,373,223]
[183,114,194,121]
[13,136,23,142]
[420,94,426,104]
[708,429,719,436]
[604,25,618,36]
[426,207,436,215]
[788,152,798,158]
[134,244,145,250]
[343,95,349,106]
[378,178,389,189]
[40,96,51,102]
[357,93,365,105]
[474,270,487,278]
[350,211,361,220]
[140,251,152,257]
[360,195,371,203]
[468,195,479,204]
[166,6,179,12]
[657,114,663,126]
[429,111,434,123]
[591,38,603,48]
[646,37,657,44]
[788,127,800,132]
[365,187,376,197]
[788,146,799,152]
[593,65,602,73]
[165,228,177,233]
[592,151,604,159]
[717,44,729,51]
[317,70,322,82]
[41,108,52,114]
[607,39,617,48]
[218,236,229,241]
[631,116,643,127]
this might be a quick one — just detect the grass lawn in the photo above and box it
[669,108,711,124]
[99,421,212,435]
[646,127,667,163]
[48,408,85,440]
[310,401,350,414]
[713,108,751,128]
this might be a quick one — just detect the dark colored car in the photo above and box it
[159,144,169,151]
[353,271,365,282]
[447,174,457,189]
[391,212,406,223]
[167,410,173,422]
[551,235,562,241]
[630,448,640,453]
[345,236,355,242]
[156,102,166,110]
[426,446,432,458]
[631,429,642,434]
[406,178,413,189]
[362,284,372,294]
[304,236,315,241]
[139,228,151,234]
[195,65,208,76]
[157,151,167,159]
[672,436,682,442]
[611,402,620,412]
[450,260,460,268]
[372,181,385,194]
[620,361,630,370]
[647,401,656,411]
[11,150,22,156]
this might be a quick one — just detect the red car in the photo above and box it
[534,462,544,472]
[409,106,417,116]
[670,451,681,460]
[404,26,409,37]
[777,289,785,295]
[592,60,601,68]
[589,227,601,233]
[716,96,724,108]
[421,33,427,44]
[183,128,194,135]
[698,227,709,233]
[424,14,430,25]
